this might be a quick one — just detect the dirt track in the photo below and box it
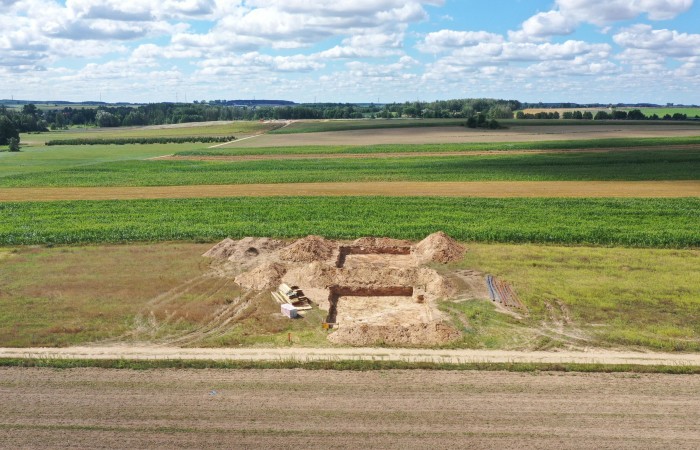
[221,124,700,147]
[1,367,699,449]
[2,346,700,366]
[2,181,698,201]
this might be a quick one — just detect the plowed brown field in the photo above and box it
[2,181,698,201]
[1,367,699,449]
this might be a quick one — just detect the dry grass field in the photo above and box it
[2,180,698,201]
[1,368,699,449]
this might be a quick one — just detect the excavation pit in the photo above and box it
[335,245,412,268]
[325,286,419,325]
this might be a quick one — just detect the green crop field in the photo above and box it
[1,149,697,187]
[630,108,700,118]
[1,197,698,247]
[0,143,199,178]
[177,136,700,157]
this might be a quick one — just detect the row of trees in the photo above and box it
[517,109,695,121]
[14,98,523,130]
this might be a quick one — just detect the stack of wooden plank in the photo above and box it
[271,283,313,311]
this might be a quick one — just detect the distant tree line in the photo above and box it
[3,99,523,131]
[516,109,695,121]
[45,136,237,146]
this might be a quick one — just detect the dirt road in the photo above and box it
[2,346,700,366]
[1,367,699,448]
[2,181,698,201]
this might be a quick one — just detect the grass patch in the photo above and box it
[1,357,698,373]
[460,244,700,351]
[0,143,202,179]
[1,150,698,187]
[179,136,700,157]
[0,243,212,346]
[0,197,698,247]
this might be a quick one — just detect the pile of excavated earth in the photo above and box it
[203,232,481,346]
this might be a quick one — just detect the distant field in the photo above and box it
[20,121,273,146]
[222,123,700,147]
[1,150,697,187]
[630,107,700,118]
[270,118,465,134]
[1,197,697,247]
[0,143,200,178]
[177,136,700,157]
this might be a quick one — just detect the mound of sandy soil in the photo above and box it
[415,267,458,300]
[203,237,286,261]
[277,235,336,263]
[413,231,465,264]
[283,261,337,290]
[202,238,237,259]
[234,262,288,291]
[328,321,461,346]
[352,237,412,249]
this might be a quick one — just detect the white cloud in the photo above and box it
[613,24,700,57]
[417,29,504,53]
[511,0,694,41]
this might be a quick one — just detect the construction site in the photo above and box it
[202,231,524,346]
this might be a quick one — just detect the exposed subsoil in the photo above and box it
[1,367,699,449]
[206,232,470,346]
[3,180,698,201]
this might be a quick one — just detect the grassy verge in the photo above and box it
[1,357,699,373]
[1,197,698,247]
[2,150,698,187]
[177,136,700,157]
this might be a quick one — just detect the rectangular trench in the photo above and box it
[325,286,415,324]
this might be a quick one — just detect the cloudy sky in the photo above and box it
[1,0,699,104]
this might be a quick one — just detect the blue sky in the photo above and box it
[1,0,698,104]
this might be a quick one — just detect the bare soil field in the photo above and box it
[1,367,699,449]
[219,124,700,148]
[2,181,698,201]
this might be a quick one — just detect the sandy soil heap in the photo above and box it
[413,231,466,264]
[204,232,473,346]
[203,237,285,262]
[234,262,287,291]
[277,235,335,262]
